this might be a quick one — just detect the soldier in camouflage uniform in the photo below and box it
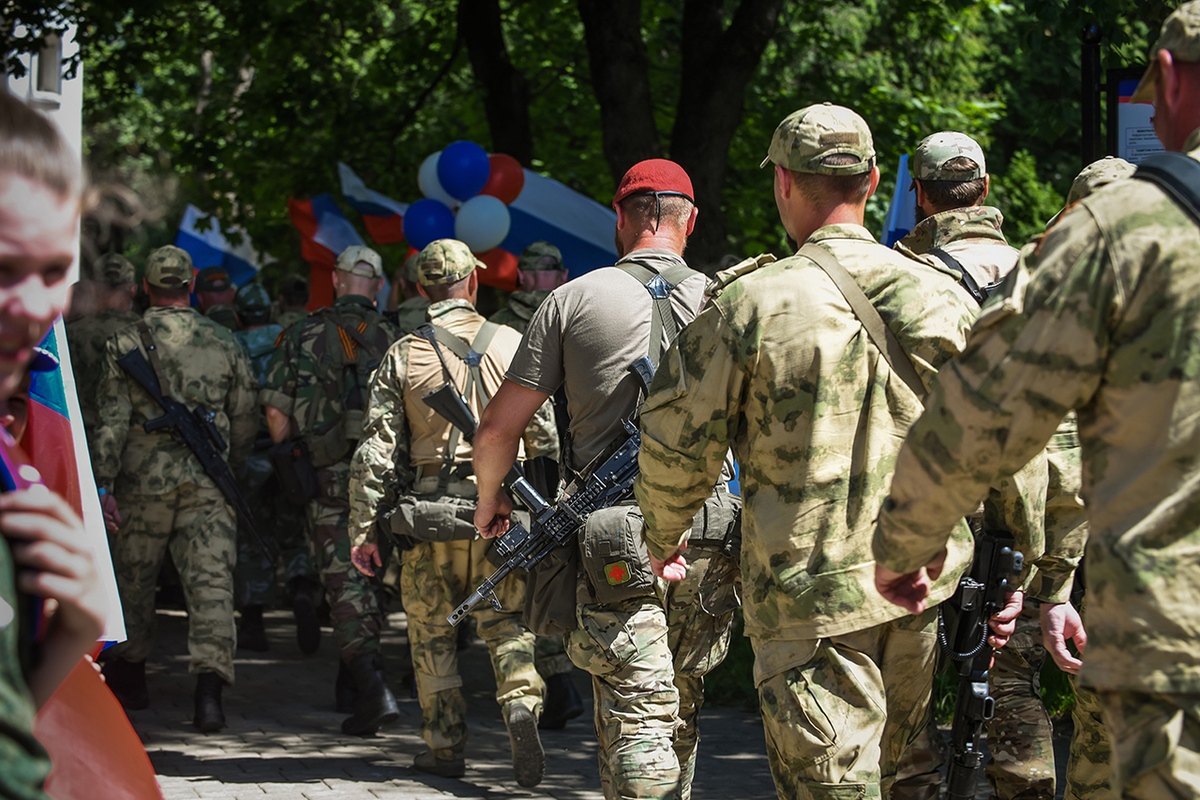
[65,253,140,445]
[386,252,430,335]
[93,245,259,732]
[275,274,310,330]
[261,245,403,735]
[349,239,559,785]
[633,106,1025,799]
[231,282,320,654]
[489,241,569,334]
[874,6,1200,794]
[195,266,240,331]
[474,160,741,800]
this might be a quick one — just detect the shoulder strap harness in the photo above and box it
[925,247,994,307]
[1134,151,1200,226]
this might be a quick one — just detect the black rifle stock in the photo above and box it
[420,385,642,626]
[116,348,275,561]
[943,530,1024,800]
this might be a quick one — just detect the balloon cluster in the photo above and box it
[403,141,525,254]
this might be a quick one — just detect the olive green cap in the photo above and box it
[415,239,487,287]
[144,245,194,289]
[1067,156,1136,206]
[518,241,564,272]
[1131,1,1200,104]
[86,252,135,286]
[759,103,876,175]
[335,245,384,279]
[912,132,986,181]
[401,252,421,283]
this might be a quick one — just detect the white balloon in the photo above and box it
[454,195,512,253]
[418,151,457,208]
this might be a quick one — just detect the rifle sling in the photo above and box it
[926,247,989,307]
[137,320,172,400]
[1134,151,1200,227]
[799,242,927,400]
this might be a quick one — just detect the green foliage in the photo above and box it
[990,149,1069,248]
[702,609,760,711]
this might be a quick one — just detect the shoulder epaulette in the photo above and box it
[706,253,777,299]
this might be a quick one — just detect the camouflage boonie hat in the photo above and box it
[912,132,986,181]
[1131,0,1200,104]
[86,252,135,286]
[759,103,875,175]
[144,245,194,289]
[335,245,384,279]
[234,282,271,315]
[195,265,233,293]
[415,239,487,287]
[1067,156,1136,205]
[518,241,564,272]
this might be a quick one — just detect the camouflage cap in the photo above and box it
[195,265,233,293]
[335,245,384,279]
[86,252,135,286]
[759,103,875,175]
[912,132,986,181]
[415,239,487,287]
[1131,0,1200,104]
[144,245,194,289]
[234,282,272,315]
[518,241,564,272]
[401,252,421,283]
[1067,156,1137,205]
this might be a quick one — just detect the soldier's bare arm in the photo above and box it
[474,380,548,538]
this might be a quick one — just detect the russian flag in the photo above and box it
[339,163,408,245]
[500,170,617,279]
[881,154,918,248]
[288,194,366,309]
[173,205,273,286]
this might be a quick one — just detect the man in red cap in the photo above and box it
[471,159,741,799]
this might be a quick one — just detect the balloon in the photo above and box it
[403,198,456,251]
[437,141,491,201]
[476,247,520,292]
[480,153,525,204]
[454,195,511,253]
[418,151,457,208]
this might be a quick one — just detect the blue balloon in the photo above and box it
[437,141,491,201]
[403,198,456,251]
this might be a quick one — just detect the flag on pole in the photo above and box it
[881,154,917,247]
[173,205,273,286]
[338,163,408,244]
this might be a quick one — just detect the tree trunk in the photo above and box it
[671,0,784,269]
[458,0,534,166]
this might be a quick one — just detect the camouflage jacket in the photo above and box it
[234,323,283,386]
[393,295,430,336]
[91,306,259,495]
[897,206,1019,290]
[489,290,550,334]
[275,309,307,331]
[1026,412,1087,605]
[635,224,980,645]
[260,294,401,467]
[65,308,141,432]
[205,303,241,331]
[348,299,559,546]
[874,130,1200,693]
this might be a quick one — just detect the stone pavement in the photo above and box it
[126,607,778,800]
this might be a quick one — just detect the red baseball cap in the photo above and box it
[613,159,695,207]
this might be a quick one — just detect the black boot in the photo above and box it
[102,658,149,710]
[340,654,400,736]
[289,578,321,655]
[238,604,268,652]
[335,658,359,715]
[193,673,226,733]
[538,673,584,730]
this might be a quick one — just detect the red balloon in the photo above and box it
[480,154,526,205]
[476,247,520,292]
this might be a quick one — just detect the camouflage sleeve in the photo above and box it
[225,342,260,475]
[349,338,412,548]
[980,451,1048,585]
[522,398,560,461]
[1027,417,1088,603]
[90,334,135,493]
[635,303,742,561]
[874,210,1115,574]
[259,322,298,414]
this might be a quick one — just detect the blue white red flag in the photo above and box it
[338,163,408,244]
[174,205,273,286]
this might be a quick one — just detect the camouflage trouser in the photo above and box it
[306,463,382,661]
[236,472,314,607]
[1066,676,1111,799]
[401,535,542,758]
[755,607,940,800]
[986,607,1056,800]
[566,544,739,800]
[1098,690,1200,799]
[107,483,237,683]
[535,634,574,677]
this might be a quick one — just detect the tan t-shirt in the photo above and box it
[507,248,707,471]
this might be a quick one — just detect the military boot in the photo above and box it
[193,673,225,733]
[102,658,149,710]
[335,658,358,714]
[538,672,584,730]
[238,604,268,652]
[412,749,466,778]
[288,577,321,655]
[505,704,545,787]
[340,653,400,736]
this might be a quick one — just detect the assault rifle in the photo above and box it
[422,358,652,626]
[942,530,1024,800]
[116,347,275,561]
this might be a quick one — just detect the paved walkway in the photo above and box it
[128,608,778,800]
